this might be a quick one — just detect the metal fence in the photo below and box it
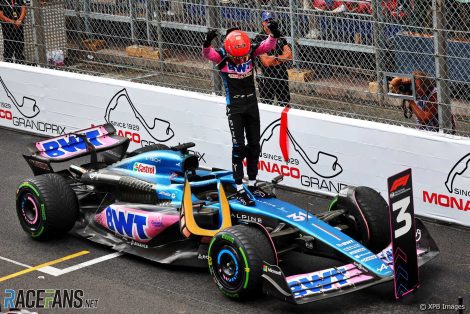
[1,0,469,136]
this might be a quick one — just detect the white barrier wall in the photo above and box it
[1,62,469,226]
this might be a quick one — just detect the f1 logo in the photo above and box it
[390,174,410,193]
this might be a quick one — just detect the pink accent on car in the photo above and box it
[27,196,38,224]
[95,205,179,243]
[35,125,119,159]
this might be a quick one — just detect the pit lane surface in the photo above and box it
[0,128,468,314]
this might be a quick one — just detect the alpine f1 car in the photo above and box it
[16,124,439,304]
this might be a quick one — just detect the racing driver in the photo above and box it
[202,23,281,206]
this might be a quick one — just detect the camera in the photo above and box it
[397,83,413,95]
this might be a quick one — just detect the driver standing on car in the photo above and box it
[202,24,281,206]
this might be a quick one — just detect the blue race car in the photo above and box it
[16,124,439,304]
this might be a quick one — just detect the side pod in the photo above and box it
[179,179,232,237]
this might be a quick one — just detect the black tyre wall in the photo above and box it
[338,186,391,253]
[16,174,79,240]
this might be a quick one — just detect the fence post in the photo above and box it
[432,0,453,132]
[288,0,298,68]
[207,0,222,95]
[129,0,137,44]
[83,0,91,37]
[30,0,46,65]
[152,0,164,72]
[371,0,384,106]
[145,0,152,45]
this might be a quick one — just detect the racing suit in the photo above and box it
[202,36,277,184]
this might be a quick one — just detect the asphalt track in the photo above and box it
[0,127,468,314]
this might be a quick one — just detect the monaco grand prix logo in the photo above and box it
[445,153,470,195]
[258,118,345,193]
[105,88,174,147]
[0,76,66,135]
[422,153,470,212]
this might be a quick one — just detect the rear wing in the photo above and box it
[23,123,130,175]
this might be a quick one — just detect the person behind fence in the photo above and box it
[253,11,292,106]
[390,70,456,133]
[0,0,26,63]
[202,24,280,206]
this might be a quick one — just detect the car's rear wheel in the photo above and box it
[16,174,78,241]
[127,144,169,157]
[208,225,275,300]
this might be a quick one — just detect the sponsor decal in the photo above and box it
[133,162,156,174]
[258,118,347,193]
[0,76,67,135]
[263,265,282,276]
[39,128,105,158]
[287,211,314,222]
[227,60,252,73]
[105,206,149,241]
[231,213,262,223]
[198,254,208,260]
[422,153,470,213]
[221,234,234,243]
[289,267,348,297]
[104,89,174,147]
[130,240,148,248]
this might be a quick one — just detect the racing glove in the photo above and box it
[267,20,281,38]
[203,29,218,48]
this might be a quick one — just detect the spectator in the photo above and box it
[313,0,408,18]
[313,0,347,13]
[0,0,26,63]
[254,11,292,106]
[390,70,456,133]
[202,25,280,206]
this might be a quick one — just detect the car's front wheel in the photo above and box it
[208,225,275,300]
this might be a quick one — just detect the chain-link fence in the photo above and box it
[1,0,469,135]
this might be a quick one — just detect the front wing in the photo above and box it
[261,219,439,304]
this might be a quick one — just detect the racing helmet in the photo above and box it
[224,30,251,58]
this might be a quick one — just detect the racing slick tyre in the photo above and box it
[126,144,169,157]
[208,225,275,300]
[334,186,390,253]
[16,174,79,241]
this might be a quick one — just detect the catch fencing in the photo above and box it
[1,0,469,135]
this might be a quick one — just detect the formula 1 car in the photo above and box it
[15,124,439,304]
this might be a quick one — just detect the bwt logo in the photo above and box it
[289,268,348,297]
[106,207,149,241]
[227,60,252,73]
[40,129,104,158]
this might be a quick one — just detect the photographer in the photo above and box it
[390,70,455,134]
[0,0,27,63]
